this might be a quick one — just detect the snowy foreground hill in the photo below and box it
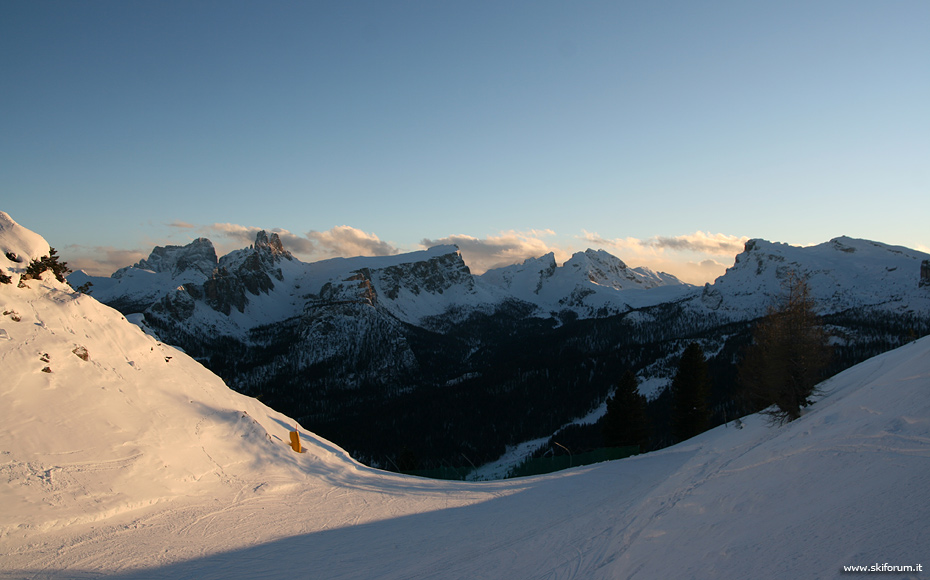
[2,214,929,578]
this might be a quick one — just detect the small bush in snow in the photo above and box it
[23,248,71,283]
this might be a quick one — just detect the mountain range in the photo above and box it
[57,216,930,470]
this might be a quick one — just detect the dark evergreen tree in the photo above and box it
[603,370,650,451]
[23,247,70,283]
[671,342,711,441]
[739,272,831,423]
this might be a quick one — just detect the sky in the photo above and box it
[2,1,928,284]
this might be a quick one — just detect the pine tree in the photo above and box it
[671,342,711,441]
[739,272,831,423]
[603,370,650,452]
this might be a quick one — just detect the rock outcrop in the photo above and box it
[119,238,218,279]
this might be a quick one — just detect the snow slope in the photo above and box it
[0,211,50,268]
[2,215,928,579]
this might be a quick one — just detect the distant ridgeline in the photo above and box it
[71,233,930,473]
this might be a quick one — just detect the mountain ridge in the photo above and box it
[71,234,695,329]
[10,211,930,471]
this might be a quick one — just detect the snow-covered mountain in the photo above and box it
[696,236,930,317]
[2,213,927,578]
[71,234,693,333]
[480,248,691,317]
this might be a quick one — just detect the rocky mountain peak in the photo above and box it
[254,230,291,259]
[120,238,218,279]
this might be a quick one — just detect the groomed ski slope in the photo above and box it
[2,223,928,578]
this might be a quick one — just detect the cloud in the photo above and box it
[204,222,263,246]
[306,225,398,258]
[651,232,749,255]
[62,245,149,277]
[421,230,570,274]
[582,231,748,257]
[167,221,196,229]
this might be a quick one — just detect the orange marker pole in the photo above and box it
[289,427,301,453]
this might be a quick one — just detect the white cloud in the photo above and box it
[651,232,749,255]
[306,225,398,258]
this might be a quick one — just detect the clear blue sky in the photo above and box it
[3,1,928,283]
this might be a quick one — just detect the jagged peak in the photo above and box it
[253,230,292,259]
[516,252,557,269]
[121,238,218,279]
